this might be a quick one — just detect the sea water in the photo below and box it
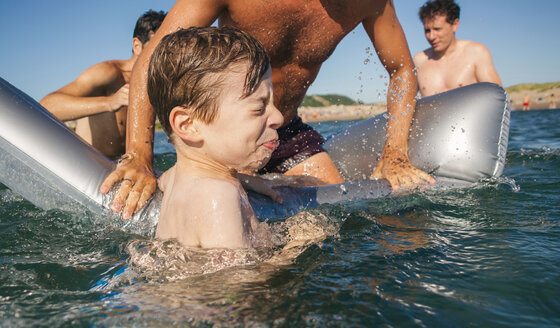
[0,109,559,327]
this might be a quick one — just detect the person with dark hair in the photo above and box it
[100,0,437,219]
[414,0,501,97]
[151,27,283,248]
[40,10,166,157]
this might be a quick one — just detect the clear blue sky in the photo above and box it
[1,1,559,104]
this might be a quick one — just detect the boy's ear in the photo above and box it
[169,106,203,143]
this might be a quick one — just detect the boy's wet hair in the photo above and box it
[419,0,460,24]
[133,10,166,44]
[148,26,270,137]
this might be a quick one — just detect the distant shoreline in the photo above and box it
[68,82,560,131]
[299,103,386,123]
[506,82,560,111]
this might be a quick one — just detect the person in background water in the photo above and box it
[523,94,531,110]
[100,0,436,219]
[549,93,556,109]
[40,10,166,158]
[413,0,502,97]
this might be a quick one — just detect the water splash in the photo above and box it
[478,176,520,192]
[93,210,345,288]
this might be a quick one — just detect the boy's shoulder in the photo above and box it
[189,176,241,193]
[172,176,243,211]
[158,175,248,247]
[178,177,250,248]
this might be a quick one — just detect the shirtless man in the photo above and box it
[413,0,502,97]
[40,10,166,158]
[101,0,435,219]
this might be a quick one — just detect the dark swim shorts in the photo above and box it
[259,116,325,174]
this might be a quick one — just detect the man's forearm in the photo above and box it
[383,68,418,158]
[126,59,155,168]
[40,94,114,121]
[125,101,155,167]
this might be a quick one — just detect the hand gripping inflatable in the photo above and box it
[0,77,510,236]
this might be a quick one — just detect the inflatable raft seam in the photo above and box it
[493,91,511,177]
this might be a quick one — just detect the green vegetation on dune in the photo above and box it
[301,94,358,107]
[318,94,357,106]
[301,97,326,107]
[506,81,560,93]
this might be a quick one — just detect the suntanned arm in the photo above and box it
[363,0,435,189]
[473,43,502,86]
[40,62,128,121]
[100,0,228,219]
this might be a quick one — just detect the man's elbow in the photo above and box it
[39,95,65,120]
[39,96,54,112]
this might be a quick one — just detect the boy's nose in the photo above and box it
[268,104,284,129]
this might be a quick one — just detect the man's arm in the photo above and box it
[100,0,227,219]
[40,62,128,121]
[473,43,502,86]
[362,0,435,190]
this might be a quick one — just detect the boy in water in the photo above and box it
[148,27,283,248]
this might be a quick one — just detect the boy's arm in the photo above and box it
[100,0,228,219]
[39,62,128,121]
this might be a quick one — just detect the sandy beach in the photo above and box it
[299,103,386,123]
[507,86,560,110]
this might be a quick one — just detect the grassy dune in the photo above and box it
[301,94,360,107]
[506,82,560,110]
[299,94,385,122]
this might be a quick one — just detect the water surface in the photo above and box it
[1,109,559,327]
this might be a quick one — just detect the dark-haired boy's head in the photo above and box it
[133,10,166,44]
[147,26,270,137]
[419,0,460,24]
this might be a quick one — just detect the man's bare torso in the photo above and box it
[219,0,384,123]
[414,40,480,97]
[75,60,130,158]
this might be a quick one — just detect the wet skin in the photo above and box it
[101,0,435,218]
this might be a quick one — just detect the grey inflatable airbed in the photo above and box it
[0,77,510,236]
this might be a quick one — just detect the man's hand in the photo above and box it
[238,173,283,204]
[107,83,130,112]
[371,154,436,191]
[100,153,157,219]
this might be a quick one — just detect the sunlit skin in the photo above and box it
[414,14,502,97]
[101,0,436,218]
[39,37,154,158]
[156,66,284,248]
